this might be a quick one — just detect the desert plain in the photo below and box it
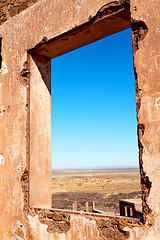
[52,168,142,215]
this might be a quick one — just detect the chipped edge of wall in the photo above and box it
[0,36,2,69]
[0,153,5,165]
[21,54,30,214]
[91,0,130,22]
[0,36,8,74]
[11,220,26,240]
[95,217,142,239]
[131,19,152,223]
[20,61,30,87]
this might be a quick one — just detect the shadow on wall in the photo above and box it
[31,53,51,94]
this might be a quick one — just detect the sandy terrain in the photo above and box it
[52,168,141,215]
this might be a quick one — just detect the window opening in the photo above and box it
[51,28,142,216]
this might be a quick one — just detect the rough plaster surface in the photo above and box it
[28,214,100,240]
[0,0,160,239]
[0,0,38,25]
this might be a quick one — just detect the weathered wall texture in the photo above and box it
[0,0,38,25]
[0,0,160,239]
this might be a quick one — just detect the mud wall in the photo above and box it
[0,0,160,239]
[0,0,39,24]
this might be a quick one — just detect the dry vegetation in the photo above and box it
[52,168,142,215]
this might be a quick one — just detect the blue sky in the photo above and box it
[51,28,139,170]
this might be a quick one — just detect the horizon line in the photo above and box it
[52,166,139,171]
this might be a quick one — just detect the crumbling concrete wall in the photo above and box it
[0,0,160,239]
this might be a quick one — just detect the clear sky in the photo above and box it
[51,28,139,170]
